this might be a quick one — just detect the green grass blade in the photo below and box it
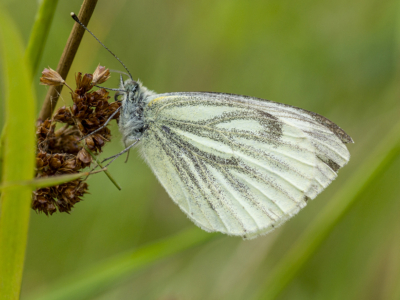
[0,124,6,184]
[28,228,219,300]
[25,0,59,78]
[0,5,37,300]
[0,172,91,191]
[257,120,400,300]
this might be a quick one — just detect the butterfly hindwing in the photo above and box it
[139,92,352,238]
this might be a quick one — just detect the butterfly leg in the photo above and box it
[78,105,122,141]
[101,139,140,168]
[124,149,130,163]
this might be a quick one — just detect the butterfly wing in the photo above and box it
[140,92,352,239]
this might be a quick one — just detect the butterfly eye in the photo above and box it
[132,82,139,93]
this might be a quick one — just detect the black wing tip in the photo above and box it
[337,129,354,144]
[307,113,353,144]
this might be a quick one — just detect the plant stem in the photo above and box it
[25,0,59,79]
[0,172,93,191]
[38,0,98,122]
[0,6,37,300]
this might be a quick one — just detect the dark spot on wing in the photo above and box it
[317,156,341,173]
[162,125,171,134]
[258,110,283,141]
[326,159,341,172]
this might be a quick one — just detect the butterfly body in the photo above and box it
[118,80,155,145]
[118,79,353,239]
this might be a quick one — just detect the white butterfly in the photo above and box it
[114,79,353,239]
[71,13,353,239]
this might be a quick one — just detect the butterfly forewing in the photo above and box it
[140,92,352,238]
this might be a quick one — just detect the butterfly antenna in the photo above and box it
[93,85,124,92]
[71,12,133,80]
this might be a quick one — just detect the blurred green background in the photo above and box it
[2,0,400,299]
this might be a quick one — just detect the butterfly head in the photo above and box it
[117,75,156,104]
[118,76,138,102]
[117,76,155,144]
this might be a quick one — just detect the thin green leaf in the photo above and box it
[28,228,219,300]
[0,172,90,191]
[257,120,400,300]
[25,0,59,78]
[0,5,37,300]
[0,124,6,184]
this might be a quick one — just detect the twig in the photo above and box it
[83,145,122,190]
[38,0,98,122]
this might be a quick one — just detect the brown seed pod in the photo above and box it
[40,67,65,86]
[92,64,110,85]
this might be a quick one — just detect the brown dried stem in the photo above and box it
[38,0,98,122]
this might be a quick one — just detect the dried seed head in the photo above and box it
[32,188,57,215]
[54,106,74,125]
[92,65,110,85]
[76,72,93,92]
[33,180,89,215]
[36,151,49,170]
[40,67,65,86]
[34,65,121,215]
[76,148,92,166]
[36,119,56,152]
[49,155,62,169]
[36,119,55,140]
